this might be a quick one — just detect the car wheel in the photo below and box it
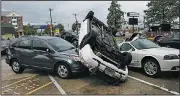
[11,59,24,74]
[56,64,72,79]
[142,58,161,78]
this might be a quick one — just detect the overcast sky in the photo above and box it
[2,1,149,30]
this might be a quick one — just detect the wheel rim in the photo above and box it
[58,65,68,78]
[12,61,20,72]
[144,61,157,76]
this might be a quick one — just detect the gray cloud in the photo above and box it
[2,1,149,30]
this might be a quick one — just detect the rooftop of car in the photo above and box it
[33,36,58,40]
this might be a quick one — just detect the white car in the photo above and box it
[118,33,180,77]
[78,11,132,84]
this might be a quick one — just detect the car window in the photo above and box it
[120,43,133,51]
[32,39,49,51]
[19,39,32,49]
[46,37,74,52]
[12,42,19,47]
[172,34,180,40]
[131,39,160,49]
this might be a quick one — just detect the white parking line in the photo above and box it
[48,75,67,95]
[128,75,180,95]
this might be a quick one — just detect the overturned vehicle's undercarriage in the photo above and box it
[78,11,132,85]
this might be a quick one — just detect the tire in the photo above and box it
[142,58,161,78]
[56,63,72,79]
[11,59,24,74]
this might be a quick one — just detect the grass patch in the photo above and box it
[2,33,14,39]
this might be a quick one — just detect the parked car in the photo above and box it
[156,33,180,49]
[60,31,79,47]
[78,11,132,85]
[153,35,163,43]
[118,33,180,77]
[5,36,88,79]
[1,38,9,54]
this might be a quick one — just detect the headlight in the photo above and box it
[71,56,81,61]
[164,54,180,60]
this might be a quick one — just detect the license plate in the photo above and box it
[104,67,115,77]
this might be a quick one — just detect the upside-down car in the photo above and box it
[78,11,132,85]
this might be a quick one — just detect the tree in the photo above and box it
[43,28,50,35]
[71,22,81,32]
[144,0,179,25]
[23,23,37,35]
[56,23,65,32]
[107,1,124,36]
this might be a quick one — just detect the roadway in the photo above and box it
[1,55,179,95]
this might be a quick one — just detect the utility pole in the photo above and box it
[73,13,78,35]
[49,8,53,36]
[143,16,145,29]
[68,24,69,31]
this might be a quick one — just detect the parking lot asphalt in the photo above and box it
[1,55,179,95]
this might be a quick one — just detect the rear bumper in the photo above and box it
[5,57,10,64]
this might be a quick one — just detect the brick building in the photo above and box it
[1,10,24,37]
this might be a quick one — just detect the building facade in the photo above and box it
[1,11,24,37]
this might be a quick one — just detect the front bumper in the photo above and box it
[70,61,88,73]
[160,59,180,71]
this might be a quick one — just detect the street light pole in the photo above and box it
[49,8,53,36]
[73,13,78,35]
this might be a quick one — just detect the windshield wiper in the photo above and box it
[58,47,76,52]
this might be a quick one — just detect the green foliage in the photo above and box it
[107,1,124,36]
[72,22,81,32]
[144,0,179,25]
[43,28,50,35]
[56,23,65,32]
[23,23,37,35]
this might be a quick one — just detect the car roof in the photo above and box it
[33,36,58,40]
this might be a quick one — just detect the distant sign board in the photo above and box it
[30,25,48,29]
[127,12,139,17]
[55,28,59,34]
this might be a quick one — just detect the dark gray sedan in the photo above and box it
[5,36,88,79]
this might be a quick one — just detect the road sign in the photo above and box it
[129,18,138,25]
[127,12,139,17]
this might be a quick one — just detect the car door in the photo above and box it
[31,39,54,69]
[17,39,33,66]
[119,43,138,66]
